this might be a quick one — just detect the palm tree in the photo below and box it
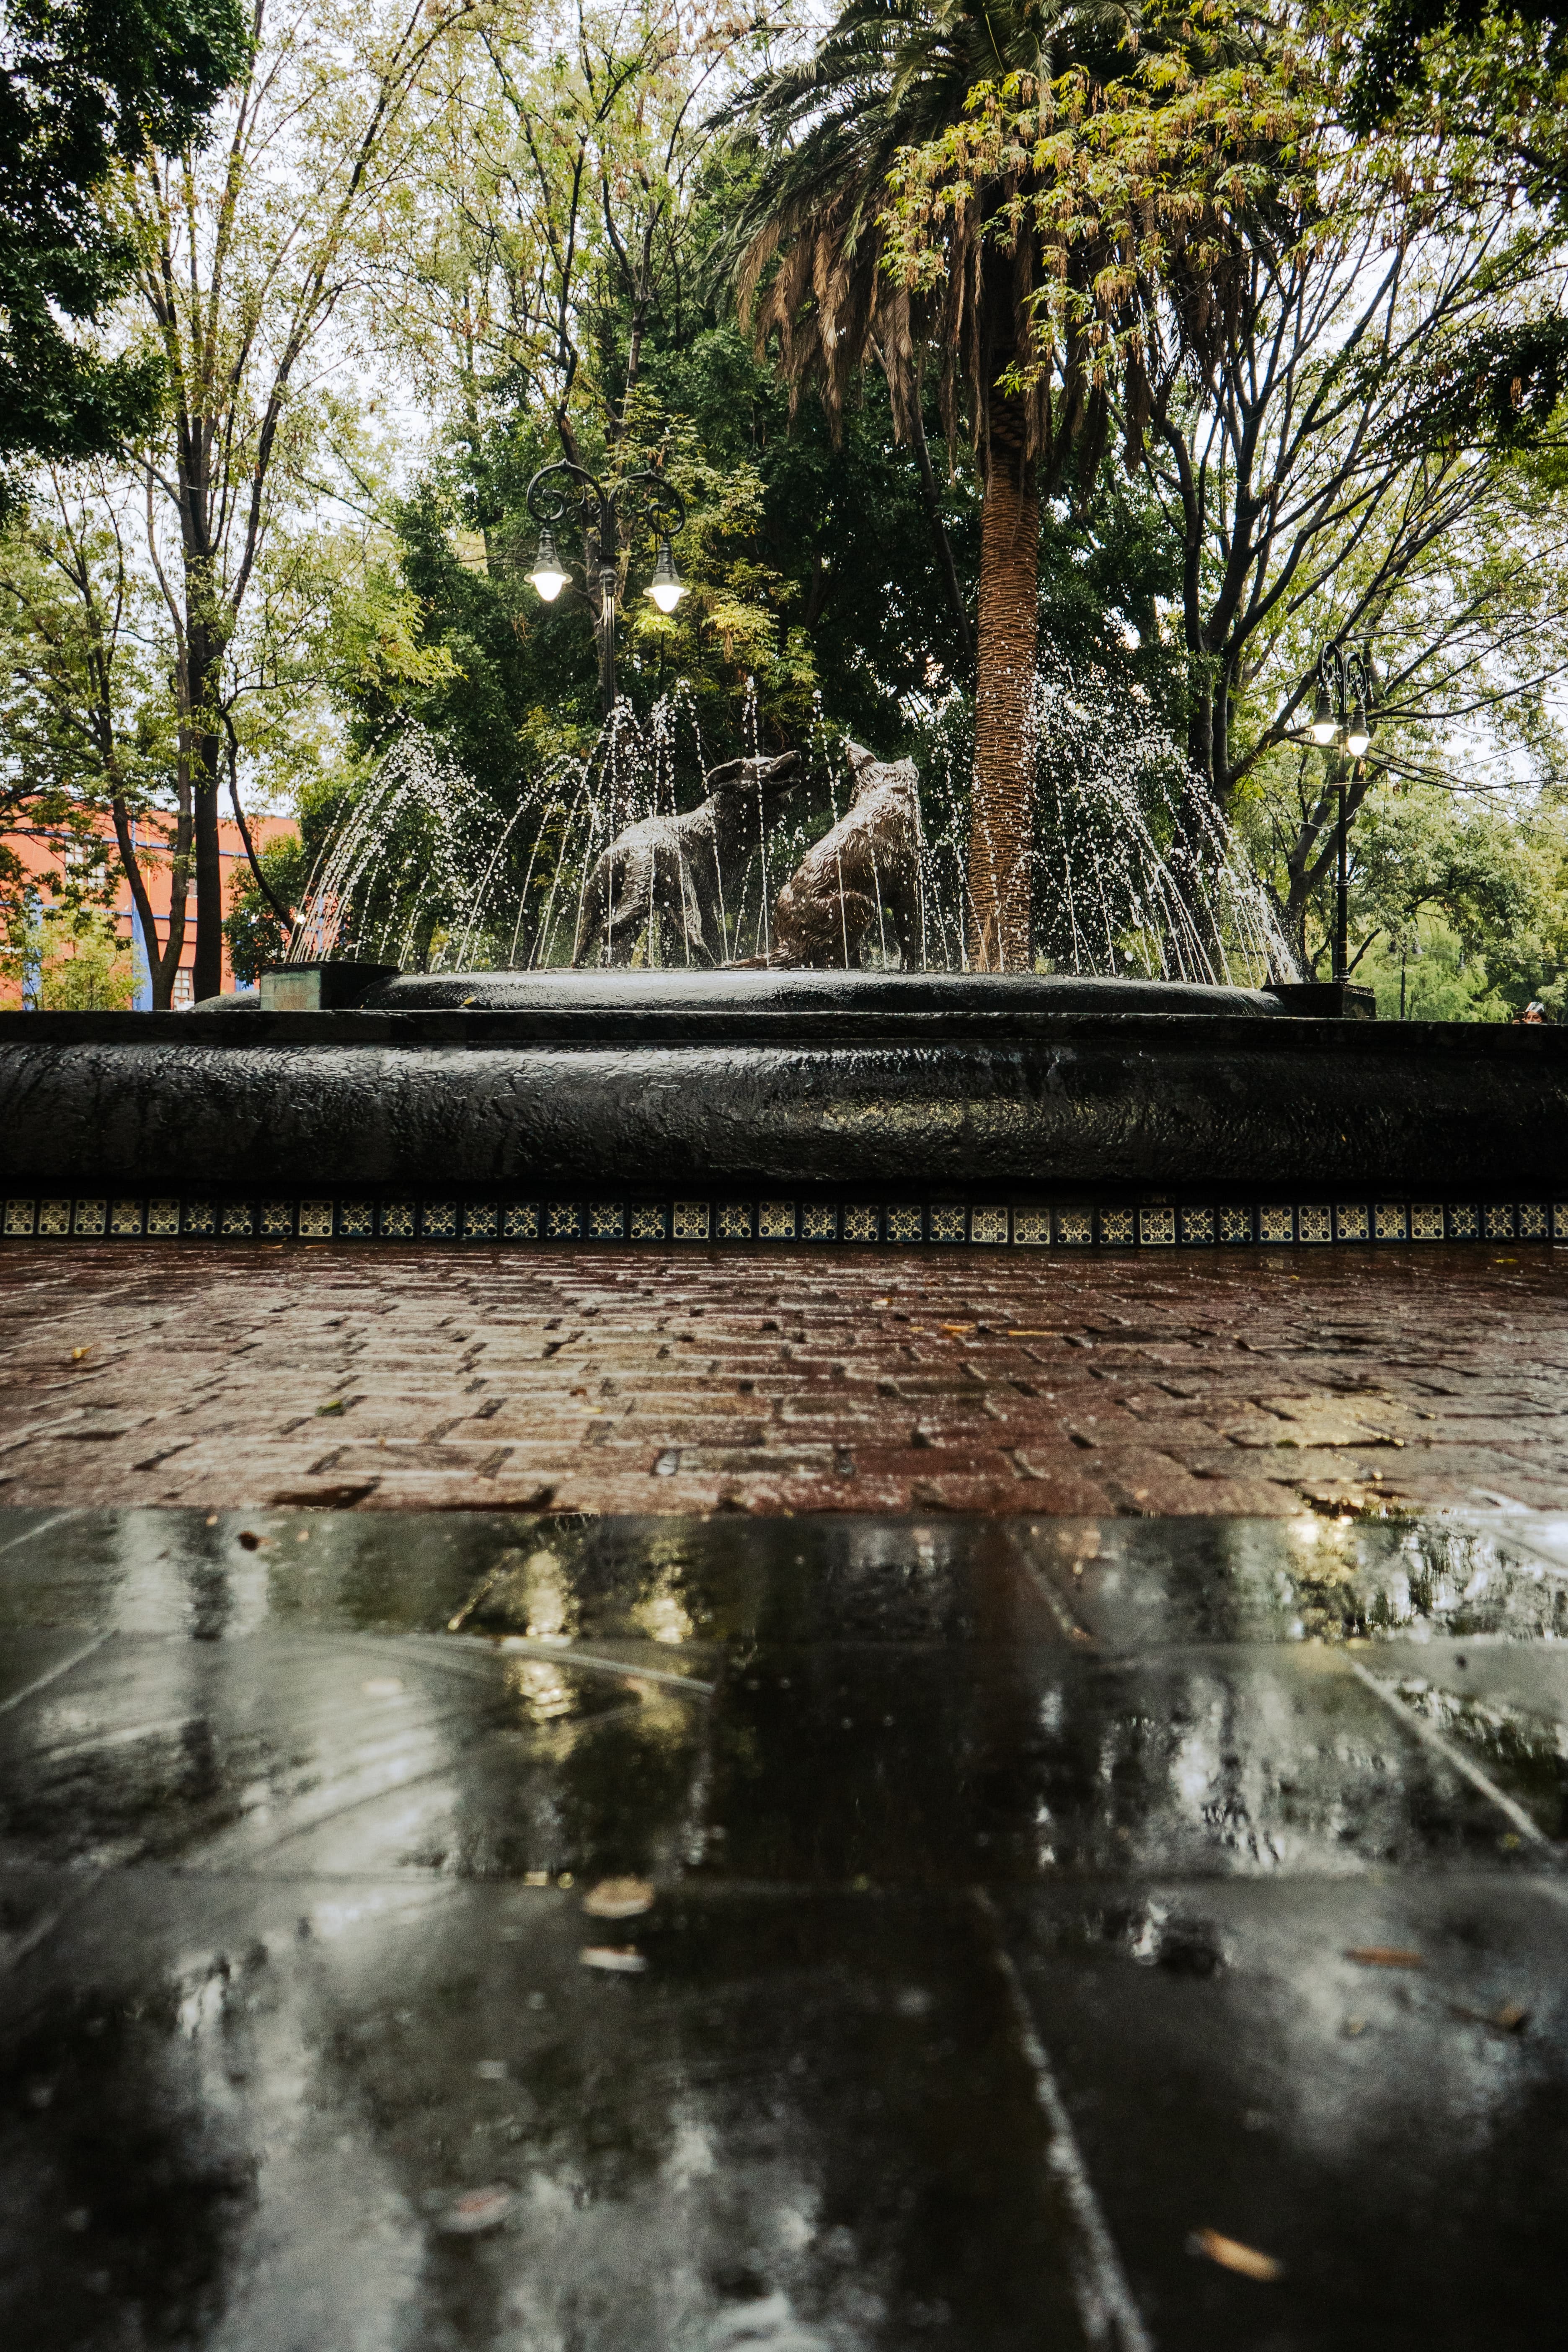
[719,0,1142,968]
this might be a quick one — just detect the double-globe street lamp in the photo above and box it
[1307,640,1377,984]
[525,460,687,718]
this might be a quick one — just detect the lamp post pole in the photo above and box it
[1308,640,1375,984]
[524,461,687,718]
[1336,770,1348,984]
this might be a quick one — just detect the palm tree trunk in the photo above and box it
[969,387,1038,970]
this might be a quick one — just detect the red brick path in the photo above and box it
[2,1242,1566,1516]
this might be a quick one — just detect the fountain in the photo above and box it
[1,663,1564,1255]
[278,664,1297,988]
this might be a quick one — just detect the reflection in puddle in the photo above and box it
[503,1655,583,1723]
[1033,1517,1568,1648]
[1389,1678,1568,1837]
[4,1502,1567,2347]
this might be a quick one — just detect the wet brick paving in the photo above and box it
[3,1240,1568,1515]
[2,1505,1568,2348]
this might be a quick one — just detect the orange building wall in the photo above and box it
[8,813,299,1002]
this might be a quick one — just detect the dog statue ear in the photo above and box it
[705,749,801,797]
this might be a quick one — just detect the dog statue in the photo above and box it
[571,751,801,966]
[767,742,922,968]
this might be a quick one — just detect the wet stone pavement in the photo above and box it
[1,1510,1567,2349]
[5,1242,1568,1518]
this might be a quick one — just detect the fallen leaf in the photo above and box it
[583,1876,654,1919]
[1189,2227,1284,2283]
[580,1945,647,1974]
[70,1345,91,1362]
[1451,1999,1530,2034]
[1346,1946,1423,1970]
[315,1398,345,1417]
[437,2185,514,2235]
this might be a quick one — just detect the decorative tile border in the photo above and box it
[3,1192,1564,1249]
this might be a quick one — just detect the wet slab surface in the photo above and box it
[1,1507,1566,2347]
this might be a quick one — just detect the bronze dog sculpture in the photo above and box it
[768,743,922,968]
[571,751,801,966]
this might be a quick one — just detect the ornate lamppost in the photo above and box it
[1307,640,1376,983]
[524,461,687,717]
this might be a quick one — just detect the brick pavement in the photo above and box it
[1,1241,1566,1516]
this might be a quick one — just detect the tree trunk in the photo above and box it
[187,618,225,1002]
[110,795,190,1009]
[1185,658,1234,810]
[969,385,1038,971]
[192,756,222,999]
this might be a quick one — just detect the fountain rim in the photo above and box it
[358,968,1296,1020]
[4,1003,1560,1059]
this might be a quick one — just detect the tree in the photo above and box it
[0,466,191,994]
[1288,780,1568,1018]
[0,904,142,1009]
[111,0,485,997]
[339,4,976,853]
[720,0,1157,967]
[1237,424,1568,975]
[0,443,445,1002]
[223,826,305,978]
[884,4,1568,976]
[1346,0,1568,206]
[368,4,828,753]
[0,0,247,510]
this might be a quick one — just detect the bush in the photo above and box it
[0,906,139,1009]
[223,833,307,984]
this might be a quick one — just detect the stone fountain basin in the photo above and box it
[0,971,1563,1208]
[356,970,1287,1021]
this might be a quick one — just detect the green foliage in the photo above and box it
[1345,0,1568,190]
[0,902,138,1009]
[1037,470,1187,727]
[0,482,177,811]
[222,831,309,984]
[0,0,248,505]
[1351,786,1538,955]
[1375,312,1568,462]
[729,358,979,746]
[1283,781,1568,1017]
[1356,919,1514,1021]
[366,335,978,791]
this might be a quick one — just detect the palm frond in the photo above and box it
[712,0,1142,482]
